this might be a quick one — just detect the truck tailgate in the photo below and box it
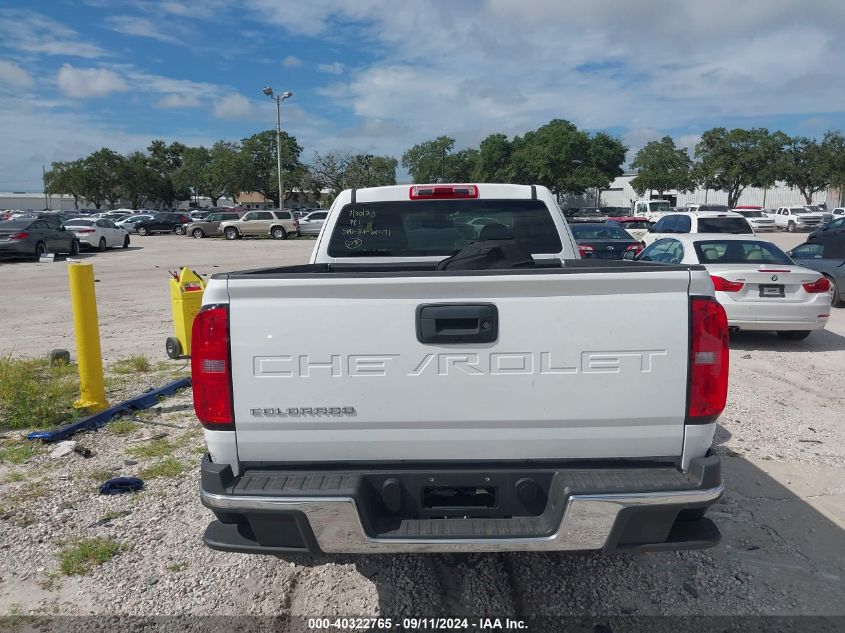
[227,269,692,462]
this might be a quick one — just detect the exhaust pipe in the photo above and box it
[729,326,741,334]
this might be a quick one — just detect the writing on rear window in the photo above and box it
[327,200,563,257]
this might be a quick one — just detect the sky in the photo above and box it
[1,0,845,191]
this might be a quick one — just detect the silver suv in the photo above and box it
[219,210,300,240]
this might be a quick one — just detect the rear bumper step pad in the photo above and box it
[200,455,722,554]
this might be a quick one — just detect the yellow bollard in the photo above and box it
[68,262,108,412]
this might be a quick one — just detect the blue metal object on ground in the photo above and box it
[100,476,145,495]
[27,377,191,443]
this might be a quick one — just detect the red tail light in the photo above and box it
[75,228,95,234]
[803,277,831,293]
[710,275,744,292]
[410,185,478,199]
[191,305,233,429]
[9,232,29,240]
[625,243,642,254]
[687,297,729,424]
[577,244,594,257]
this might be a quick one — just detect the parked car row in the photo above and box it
[0,214,130,260]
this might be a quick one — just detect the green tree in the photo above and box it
[343,154,398,190]
[309,152,398,198]
[80,148,123,209]
[207,141,249,203]
[44,160,86,208]
[694,127,788,208]
[473,134,514,182]
[401,136,456,183]
[825,131,845,205]
[118,152,161,208]
[240,130,303,206]
[630,136,695,198]
[449,149,478,182]
[145,140,187,206]
[510,120,625,198]
[779,134,841,204]
[173,146,213,203]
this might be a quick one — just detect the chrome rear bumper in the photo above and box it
[200,484,723,553]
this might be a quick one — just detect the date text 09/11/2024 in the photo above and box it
[306,617,528,630]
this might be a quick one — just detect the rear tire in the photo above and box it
[777,330,811,341]
[787,221,796,232]
[69,239,80,256]
[137,226,148,236]
[827,275,841,307]
[174,225,184,235]
[224,227,239,240]
[33,241,46,261]
[192,228,205,239]
[98,237,106,252]
[271,226,287,240]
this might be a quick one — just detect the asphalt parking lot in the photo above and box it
[0,230,843,619]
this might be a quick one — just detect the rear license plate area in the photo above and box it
[759,284,785,298]
[423,486,496,509]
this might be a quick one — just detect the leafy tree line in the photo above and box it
[630,129,845,208]
[44,121,845,211]
[44,132,398,210]
[401,120,628,200]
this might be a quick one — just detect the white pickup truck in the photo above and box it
[193,183,728,555]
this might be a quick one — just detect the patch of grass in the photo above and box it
[166,561,187,572]
[57,538,123,576]
[100,510,130,522]
[0,471,26,483]
[88,468,114,482]
[127,439,175,458]
[0,355,79,430]
[39,571,61,591]
[139,457,185,480]
[112,355,151,374]
[11,480,48,503]
[0,440,42,465]
[108,419,139,435]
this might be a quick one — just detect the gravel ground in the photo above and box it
[0,231,843,620]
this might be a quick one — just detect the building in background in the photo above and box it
[599,173,840,209]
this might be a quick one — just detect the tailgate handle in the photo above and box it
[416,304,498,344]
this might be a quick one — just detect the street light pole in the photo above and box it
[262,86,293,210]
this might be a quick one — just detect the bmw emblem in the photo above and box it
[607,245,615,250]
[771,275,779,281]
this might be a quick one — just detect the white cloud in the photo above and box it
[156,93,201,108]
[103,15,173,43]
[213,93,254,119]
[317,61,345,74]
[57,64,128,98]
[0,9,107,58]
[247,0,845,149]
[0,60,33,87]
[282,55,302,67]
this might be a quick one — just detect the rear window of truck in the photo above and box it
[326,200,563,257]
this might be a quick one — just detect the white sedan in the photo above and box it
[64,218,130,252]
[116,214,154,233]
[634,234,831,340]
